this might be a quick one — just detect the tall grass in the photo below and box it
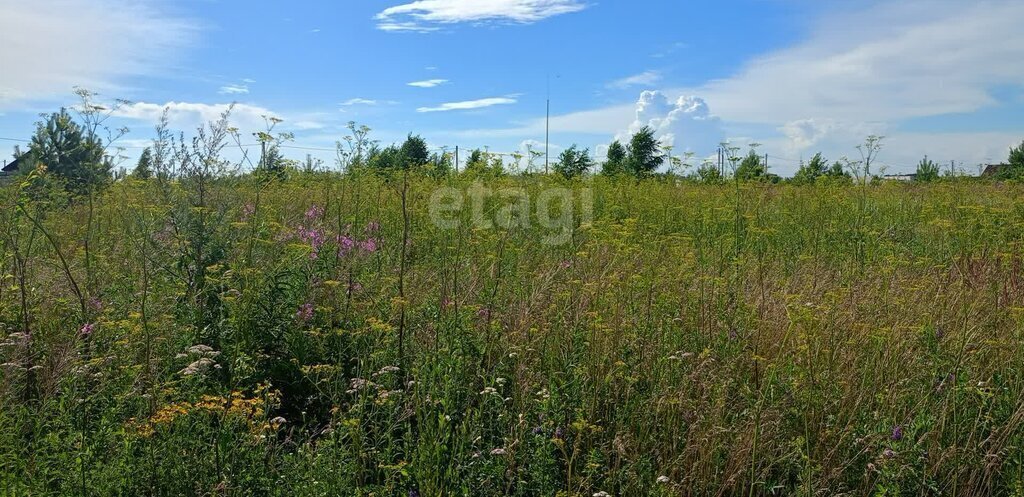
[1,171,1023,496]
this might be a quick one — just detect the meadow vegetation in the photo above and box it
[2,102,1024,495]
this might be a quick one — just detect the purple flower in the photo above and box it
[891,425,903,441]
[79,323,95,337]
[553,426,565,440]
[532,426,544,435]
[361,238,378,253]
[88,296,103,312]
[366,221,380,234]
[305,205,324,221]
[295,303,314,322]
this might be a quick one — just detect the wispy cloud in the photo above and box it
[376,0,587,32]
[0,0,196,109]
[608,70,662,89]
[339,97,395,106]
[417,96,517,113]
[408,79,449,88]
[218,84,249,95]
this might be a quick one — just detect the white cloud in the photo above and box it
[687,0,1024,125]
[408,79,449,88]
[113,101,277,132]
[341,98,381,106]
[0,0,196,109]
[608,71,662,90]
[615,91,725,159]
[218,84,249,95]
[418,97,517,113]
[376,0,587,31]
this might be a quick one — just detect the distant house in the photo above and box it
[1,155,22,178]
[981,164,1010,177]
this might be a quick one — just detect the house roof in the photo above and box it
[2,155,21,173]
[982,163,1009,177]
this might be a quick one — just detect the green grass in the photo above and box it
[1,172,1023,496]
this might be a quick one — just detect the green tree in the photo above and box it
[792,152,827,185]
[734,150,767,181]
[23,108,112,193]
[915,156,941,182]
[601,140,627,176]
[368,145,403,171]
[824,161,851,180]
[133,147,153,180]
[626,126,663,177]
[554,145,594,179]
[1000,140,1024,179]
[400,134,429,169]
[694,161,724,184]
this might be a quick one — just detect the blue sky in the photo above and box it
[2,0,1023,175]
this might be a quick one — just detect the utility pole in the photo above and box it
[545,96,550,175]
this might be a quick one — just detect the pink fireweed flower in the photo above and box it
[336,235,356,257]
[305,204,324,221]
[361,238,378,253]
[295,303,314,322]
[79,323,95,337]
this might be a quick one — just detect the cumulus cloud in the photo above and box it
[408,79,449,88]
[615,91,725,159]
[376,0,587,32]
[0,0,196,109]
[418,97,517,113]
[608,71,661,90]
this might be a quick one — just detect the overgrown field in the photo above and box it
[2,173,1024,495]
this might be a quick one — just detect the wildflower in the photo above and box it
[891,425,903,441]
[296,303,314,322]
[270,416,287,427]
[337,235,356,256]
[490,448,507,456]
[553,426,565,440]
[88,296,103,312]
[305,204,324,221]
[361,238,378,253]
[480,387,498,396]
[408,491,420,497]
[366,220,381,233]
[559,260,572,269]
[532,426,544,435]
[180,357,217,376]
[657,475,670,484]
[593,492,610,497]
[79,323,95,337]
[882,448,896,459]
[186,344,220,357]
